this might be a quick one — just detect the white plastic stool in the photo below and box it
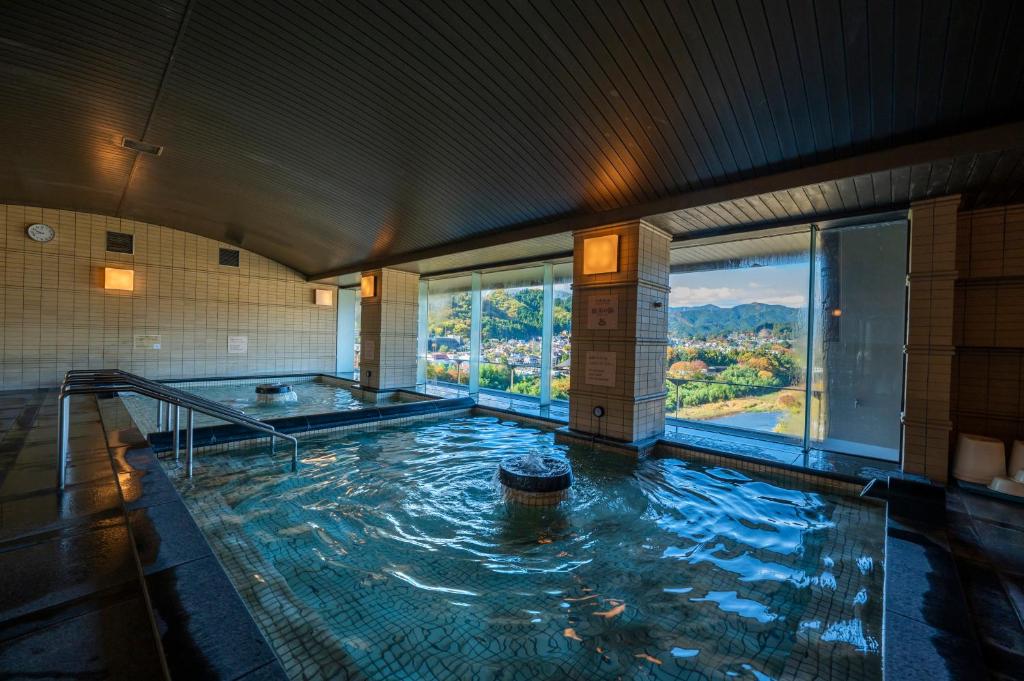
[953,433,1006,485]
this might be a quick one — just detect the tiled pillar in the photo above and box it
[903,194,961,483]
[359,268,419,390]
[567,221,671,443]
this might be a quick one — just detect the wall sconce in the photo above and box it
[104,267,134,291]
[314,289,333,306]
[360,274,376,298]
[582,234,619,275]
[831,308,842,317]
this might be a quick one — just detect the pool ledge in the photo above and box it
[99,398,290,680]
[881,477,985,680]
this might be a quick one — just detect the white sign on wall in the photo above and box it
[227,335,248,354]
[587,294,619,330]
[584,350,617,387]
[362,339,375,362]
[133,334,161,350]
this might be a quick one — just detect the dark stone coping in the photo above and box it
[882,476,986,680]
[111,425,289,680]
[146,397,476,452]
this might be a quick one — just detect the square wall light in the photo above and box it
[582,234,619,275]
[315,289,334,306]
[104,267,134,291]
[360,274,376,298]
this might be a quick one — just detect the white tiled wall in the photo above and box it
[359,267,419,390]
[0,204,338,389]
[568,220,671,442]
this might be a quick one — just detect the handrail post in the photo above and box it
[156,400,163,430]
[173,405,180,461]
[185,409,194,478]
[291,441,298,472]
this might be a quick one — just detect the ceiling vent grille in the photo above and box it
[219,248,240,267]
[106,231,134,254]
[120,137,163,155]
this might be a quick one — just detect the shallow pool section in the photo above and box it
[123,376,379,432]
[170,416,884,680]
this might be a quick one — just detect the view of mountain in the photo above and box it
[668,303,801,338]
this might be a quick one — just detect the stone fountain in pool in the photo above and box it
[498,451,573,505]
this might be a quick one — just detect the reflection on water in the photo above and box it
[123,379,369,431]
[174,416,884,680]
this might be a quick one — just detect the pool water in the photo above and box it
[122,377,374,432]
[172,416,884,681]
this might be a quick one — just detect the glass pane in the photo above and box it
[353,297,361,370]
[552,278,571,402]
[480,267,545,398]
[425,276,473,388]
[810,222,908,460]
[666,232,811,439]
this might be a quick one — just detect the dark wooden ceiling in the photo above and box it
[2,0,1023,277]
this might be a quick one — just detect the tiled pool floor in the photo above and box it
[167,416,886,680]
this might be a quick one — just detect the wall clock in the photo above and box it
[26,223,55,243]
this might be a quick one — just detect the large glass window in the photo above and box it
[425,276,473,390]
[809,221,908,461]
[551,267,572,402]
[666,232,810,440]
[480,267,546,398]
[353,297,361,371]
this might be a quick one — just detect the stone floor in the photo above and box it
[946,487,1024,680]
[0,388,286,680]
[0,389,168,679]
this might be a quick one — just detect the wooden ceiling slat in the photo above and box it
[591,0,714,186]
[1,0,1021,276]
[485,0,657,204]
[661,0,758,171]
[717,0,798,162]
[742,0,814,161]
[913,0,953,130]
[866,0,895,143]
[567,0,702,190]
[619,1,729,179]
[521,1,670,198]
[688,0,777,167]
[839,0,873,146]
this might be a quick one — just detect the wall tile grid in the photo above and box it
[359,268,419,390]
[568,221,671,442]
[952,203,1024,447]
[0,204,337,389]
[903,195,960,483]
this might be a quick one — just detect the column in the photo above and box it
[359,268,419,390]
[336,288,357,374]
[469,271,482,396]
[903,194,960,483]
[540,263,554,406]
[567,220,672,443]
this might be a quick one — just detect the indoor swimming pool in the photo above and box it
[167,416,885,681]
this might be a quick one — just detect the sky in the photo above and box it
[669,263,808,308]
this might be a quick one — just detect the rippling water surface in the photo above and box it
[175,416,884,681]
[123,378,370,431]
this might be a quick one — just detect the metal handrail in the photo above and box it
[57,370,299,490]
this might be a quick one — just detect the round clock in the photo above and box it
[26,223,55,243]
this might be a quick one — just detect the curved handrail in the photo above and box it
[57,370,299,490]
